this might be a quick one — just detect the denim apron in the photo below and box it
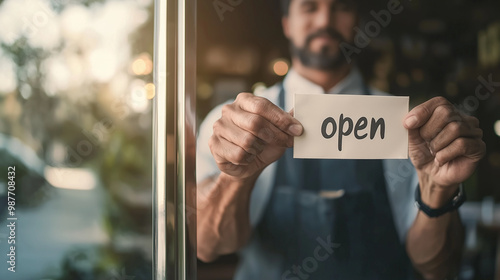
[248,85,414,280]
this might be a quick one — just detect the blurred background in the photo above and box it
[0,0,499,279]
[0,0,154,279]
[196,0,500,279]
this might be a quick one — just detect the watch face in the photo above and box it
[452,186,466,206]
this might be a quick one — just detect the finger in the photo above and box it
[434,138,486,166]
[208,142,248,177]
[429,121,483,154]
[223,105,293,147]
[213,118,266,155]
[209,136,255,166]
[404,96,450,129]
[418,104,463,141]
[236,93,303,136]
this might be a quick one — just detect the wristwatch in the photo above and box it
[414,184,466,218]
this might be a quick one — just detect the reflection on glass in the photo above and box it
[0,0,154,279]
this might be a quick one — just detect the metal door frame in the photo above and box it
[153,0,197,279]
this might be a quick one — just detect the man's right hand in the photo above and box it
[209,92,303,180]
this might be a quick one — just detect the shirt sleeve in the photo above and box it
[196,102,230,184]
[196,86,280,228]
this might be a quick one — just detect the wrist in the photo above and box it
[419,183,460,209]
[218,172,259,192]
[417,172,460,208]
[415,183,465,218]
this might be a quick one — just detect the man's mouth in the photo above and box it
[309,35,340,51]
[305,29,345,48]
[312,35,337,42]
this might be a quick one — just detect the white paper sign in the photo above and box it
[294,94,409,159]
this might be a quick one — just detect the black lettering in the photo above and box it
[370,118,385,139]
[354,117,368,139]
[321,117,337,139]
[339,114,353,151]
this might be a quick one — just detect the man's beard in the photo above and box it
[290,28,351,71]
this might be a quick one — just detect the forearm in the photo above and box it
[196,173,258,262]
[403,96,483,279]
[406,183,465,279]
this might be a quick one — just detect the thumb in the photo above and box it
[407,126,426,147]
[405,122,433,165]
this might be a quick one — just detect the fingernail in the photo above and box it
[288,124,303,136]
[405,116,418,128]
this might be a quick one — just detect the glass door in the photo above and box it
[0,0,197,279]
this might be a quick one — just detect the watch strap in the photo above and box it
[414,184,466,218]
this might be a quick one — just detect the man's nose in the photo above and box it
[313,7,334,29]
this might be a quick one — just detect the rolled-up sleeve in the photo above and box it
[196,103,228,184]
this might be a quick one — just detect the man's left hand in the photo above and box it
[403,97,485,207]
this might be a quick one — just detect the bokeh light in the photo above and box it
[129,79,149,112]
[197,82,214,99]
[88,49,119,83]
[494,120,500,137]
[252,82,266,93]
[272,59,289,76]
[0,53,18,94]
[132,53,153,76]
[145,83,155,99]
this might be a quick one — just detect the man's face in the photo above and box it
[283,0,358,70]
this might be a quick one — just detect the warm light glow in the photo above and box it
[45,167,96,190]
[252,82,266,93]
[129,79,148,112]
[145,83,155,99]
[88,49,118,82]
[132,59,147,75]
[494,120,500,137]
[131,53,153,76]
[197,82,213,99]
[42,55,71,93]
[273,59,289,76]
[60,5,90,38]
